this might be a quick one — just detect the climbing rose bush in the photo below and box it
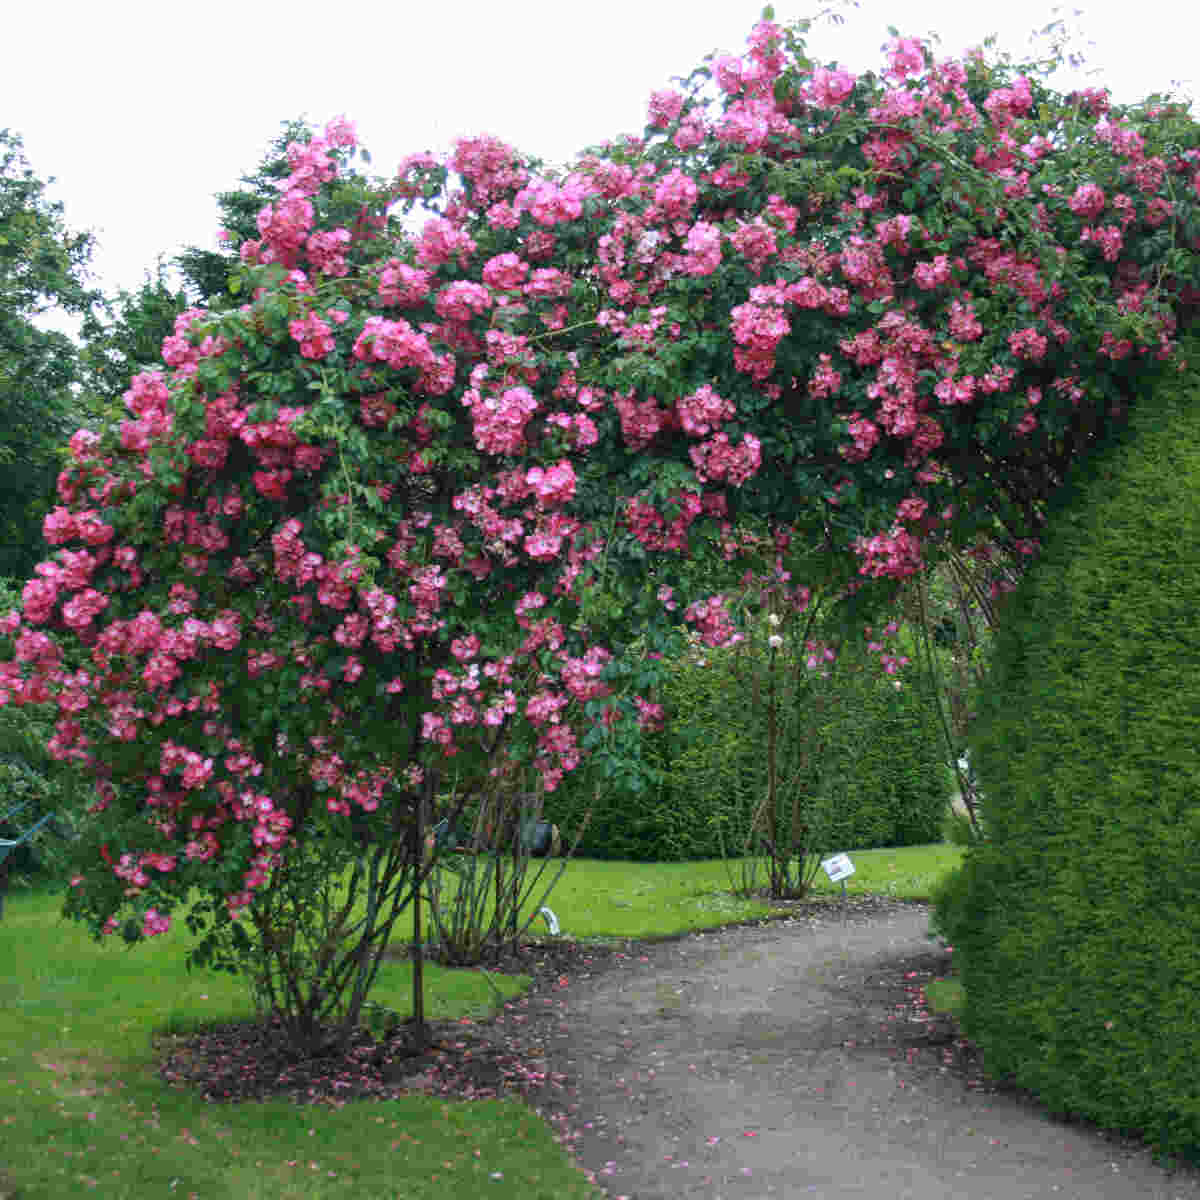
[1,12,1197,1039]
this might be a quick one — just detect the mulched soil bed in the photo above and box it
[155,895,950,1108]
[155,935,635,1106]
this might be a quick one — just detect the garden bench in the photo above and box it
[0,799,66,920]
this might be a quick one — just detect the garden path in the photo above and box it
[503,899,1200,1200]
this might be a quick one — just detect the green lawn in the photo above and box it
[524,843,962,940]
[0,844,961,1199]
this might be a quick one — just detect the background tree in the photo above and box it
[78,120,319,417]
[175,117,327,304]
[78,263,190,426]
[0,129,99,580]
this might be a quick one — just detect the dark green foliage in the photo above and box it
[817,653,953,852]
[540,756,724,863]
[543,632,951,862]
[927,863,972,944]
[950,355,1200,1160]
[174,117,320,304]
[0,130,99,579]
[78,263,190,421]
[78,121,315,418]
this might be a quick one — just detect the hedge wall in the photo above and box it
[544,629,951,861]
[948,360,1200,1160]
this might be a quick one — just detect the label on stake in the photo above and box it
[820,853,856,883]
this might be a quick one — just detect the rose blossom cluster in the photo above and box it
[689,432,763,487]
[683,594,742,648]
[677,384,736,437]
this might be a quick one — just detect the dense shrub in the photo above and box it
[950,353,1200,1160]
[815,644,952,851]
[540,758,721,863]
[927,863,972,944]
[544,624,951,861]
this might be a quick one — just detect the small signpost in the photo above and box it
[820,852,856,908]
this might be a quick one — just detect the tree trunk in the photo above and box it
[410,777,429,1051]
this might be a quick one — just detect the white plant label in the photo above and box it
[821,853,856,883]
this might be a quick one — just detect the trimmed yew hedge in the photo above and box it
[544,632,951,862]
[948,357,1200,1160]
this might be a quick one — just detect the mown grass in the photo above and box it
[0,884,586,1200]
[508,843,961,940]
[0,842,962,1198]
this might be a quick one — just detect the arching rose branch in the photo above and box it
[1,11,1198,1052]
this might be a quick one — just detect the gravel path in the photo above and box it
[492,899,1200,1200]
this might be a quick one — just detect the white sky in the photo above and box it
[5,0,1197,304]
